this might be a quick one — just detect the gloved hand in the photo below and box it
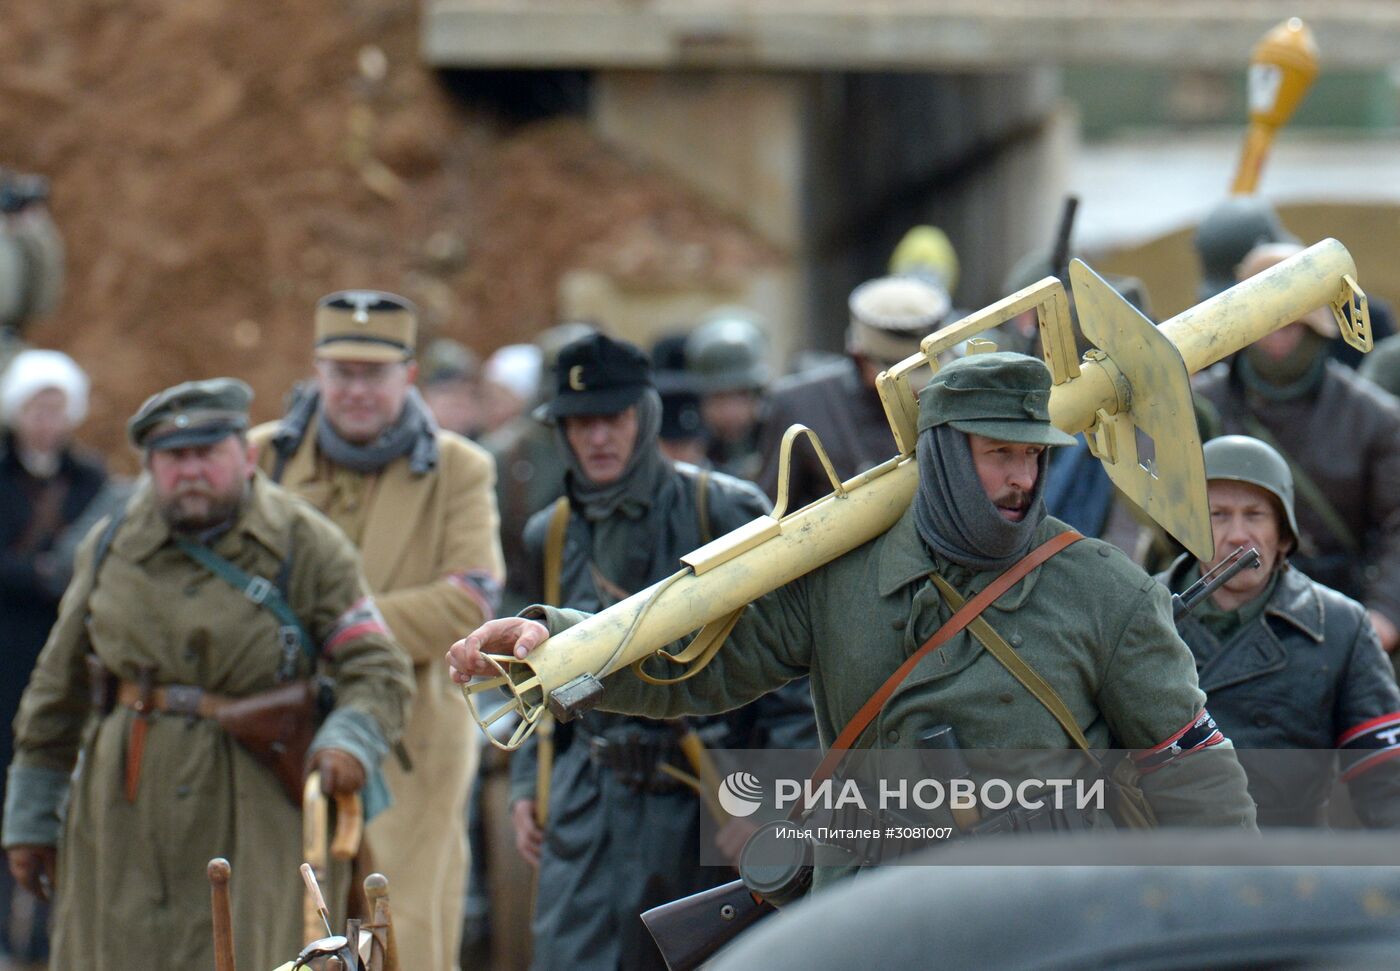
[8,844,57,901]
[310,748,366,797]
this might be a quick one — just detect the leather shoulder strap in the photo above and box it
[810,531,1082,788]
[930,573,1093,753]
[542,496,571,607]
[696,469,713,545]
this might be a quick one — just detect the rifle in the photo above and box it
[1170,546,1262,621]
[641,878,776,971]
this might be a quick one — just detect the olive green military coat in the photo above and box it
[535,508,1257,882]
[2,475,413,971]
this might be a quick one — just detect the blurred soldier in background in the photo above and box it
[1194,243,1400,658]
[685,309,770,481]
[0,350,105,963]
[653,333,709,467]
[1194,196,1393,368]
[1160,436,1400,827]
[755,275,950,510]
[253,291,504,971]
[421,337,483,440]
[480,344,543,439]
[507,333,814,971]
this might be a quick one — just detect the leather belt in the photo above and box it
[116,680,231,719]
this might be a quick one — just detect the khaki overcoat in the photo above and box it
[2,475,412,971]
[252,417,504,971]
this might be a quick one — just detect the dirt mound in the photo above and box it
[0,0,774,468]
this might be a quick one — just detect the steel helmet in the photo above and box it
[685,310,771,394]
[1202,434,1299,544]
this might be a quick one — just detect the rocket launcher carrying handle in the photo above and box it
[461,238,1370,752]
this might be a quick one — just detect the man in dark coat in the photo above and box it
[1159,435,1400,827]
[1194,242,1400,658]
[0,349,105,961]
[506,333,815,971]
[755,275,950,510]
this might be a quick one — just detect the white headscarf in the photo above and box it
[0,349,89,427]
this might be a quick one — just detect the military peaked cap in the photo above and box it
[314,290,418,362]
[128,377,252,451]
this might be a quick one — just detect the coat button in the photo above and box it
[1010,634,1022,646]
[1097,547,1112,558]
[1253,712,1271,728]
[998,692,1015,704]
[886,730,900,743]
[891,618,906,631]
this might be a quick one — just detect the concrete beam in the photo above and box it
[423,1,1400,70]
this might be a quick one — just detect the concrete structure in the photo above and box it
[421,2,1399,357]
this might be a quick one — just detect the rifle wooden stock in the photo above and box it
[641,878,775,971]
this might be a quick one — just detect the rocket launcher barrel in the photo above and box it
[465,238,1371,749]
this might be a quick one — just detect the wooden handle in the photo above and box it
[303,772,330,943]
[330,792,363,861]
[208,858,237,971]
[300,862,330,940]
[363,872,400,971]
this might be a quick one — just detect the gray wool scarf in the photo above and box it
[315,386,440,474]
[913,424,1049,572]
[557,388,664,522]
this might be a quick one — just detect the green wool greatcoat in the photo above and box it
[2,475,413,971]
[535,507,1257,884]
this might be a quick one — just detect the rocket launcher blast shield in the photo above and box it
[464,238,1371,749]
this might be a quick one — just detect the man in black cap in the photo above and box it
[506,333,815,971]
[3,377,413,971]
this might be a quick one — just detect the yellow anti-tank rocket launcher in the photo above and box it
[465,239,1372,750]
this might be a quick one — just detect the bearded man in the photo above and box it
[3,378,412,970]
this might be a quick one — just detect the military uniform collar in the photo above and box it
[115,472,289,563]
[1261,563,1325,642]
[875,505,1054,604]
[1162,553,1324,643]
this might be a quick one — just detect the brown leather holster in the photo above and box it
[91,652,333,808]
[214,678,332,807]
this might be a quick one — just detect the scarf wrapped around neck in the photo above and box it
[557,388,664,521]
[307,385,440,475]
[913,424,1049,572]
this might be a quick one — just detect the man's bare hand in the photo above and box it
[448,617,551,684]
[311,748,367,796]
[8,845,57,901]
[511,799,545,867]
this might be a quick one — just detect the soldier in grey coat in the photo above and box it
[454,352,1257,891]
[1159,436,1400,827]
[507,333,815,971]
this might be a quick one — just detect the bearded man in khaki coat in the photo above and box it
[252,291,504,971]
